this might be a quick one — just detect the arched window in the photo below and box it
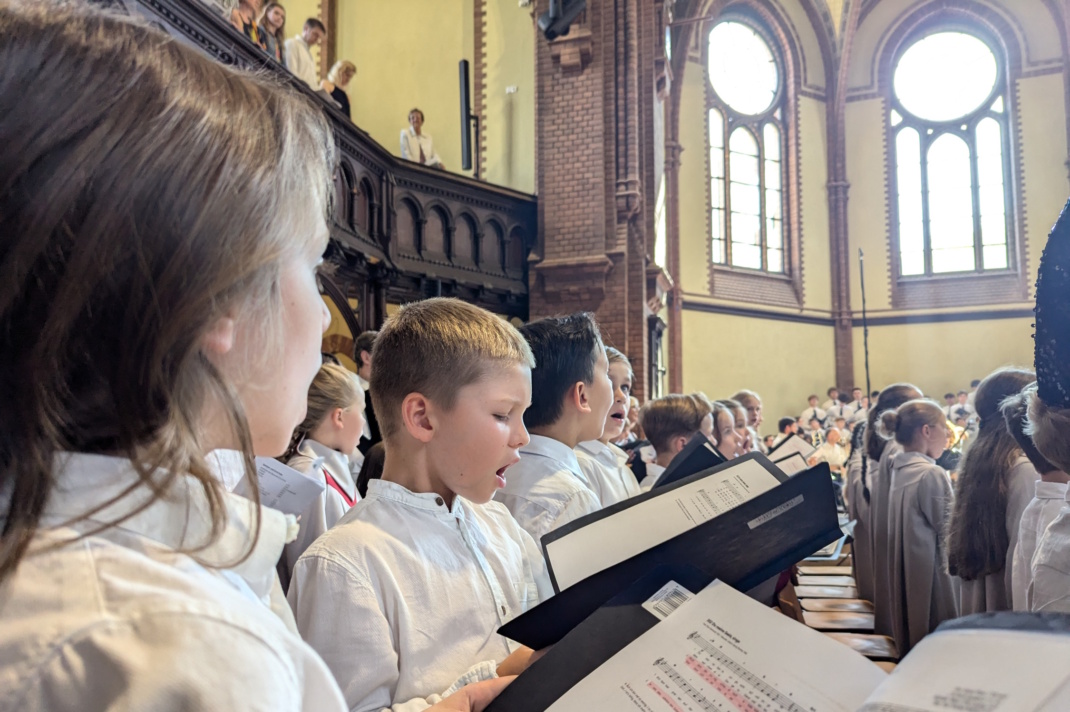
[707,19,786,273]
[890,29,1012,276]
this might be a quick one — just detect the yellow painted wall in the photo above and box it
[682,310,836,437]
[484,2,536,192]
[677,62,711,294]
[851,317,1034,400]
[337,0,475,178]
[798,95,832,312]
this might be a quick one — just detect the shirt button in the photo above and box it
[435,497,444,507]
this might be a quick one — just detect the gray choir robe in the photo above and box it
[888,451,959,654]
[870,441,903,637]
[956,456,1040,615]
[845,455,877,603]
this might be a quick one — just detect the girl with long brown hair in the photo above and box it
[0,4,506,710]
[946,368,1037,614]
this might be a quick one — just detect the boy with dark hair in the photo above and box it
[289,298,552,710]
[494,313,613,542]
[800,395,826,425]
[821,387,840,412]
[771,416,797,449]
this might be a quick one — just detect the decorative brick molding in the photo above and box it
[548,28,594,72]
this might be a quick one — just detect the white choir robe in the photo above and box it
[870,440,903,638]
[845,455,878,604]
[956,456,1039,615]
[887,451,959,654]
[575,439,641,507]
[639,462,667,493]
[1011,480,1067,610]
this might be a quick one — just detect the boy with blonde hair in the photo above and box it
[494,313,613,542]
[288,298,553,711]
[638,393,715,490]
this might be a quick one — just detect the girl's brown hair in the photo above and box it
[284,363,363,459]
[860,383,922,502]
[0,3,334,581]
[946,368,1035,581]
[877,399,946,445]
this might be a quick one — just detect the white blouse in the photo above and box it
[575,440,641,507]
[0,452,345,712]
[1012,480,1068,611]
[400,127,443,167]
[279,439,359,590]
[288,479,552,712]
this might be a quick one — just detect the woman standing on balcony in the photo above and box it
[257,2,286,63]
[401,108,445,169]
[229,0,267,52]
[321,60,355,119]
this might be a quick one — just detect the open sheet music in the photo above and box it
[769,434,817,464]
[546,580,886,711]
[251,457,325,516]
[543,455,783,591]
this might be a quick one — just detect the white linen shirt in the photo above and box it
[800,406,827,424]
[0,452,346,712]
[1029,483,1070,613]
[279,438,359,590]
[639,462,667,492]
[575,440,641,507]
[1013,480,1068,611]
[493,434,601,543]
[288,479,552,712]
[284,35,318,90]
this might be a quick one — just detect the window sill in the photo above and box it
[892,270,1028,309]
[708,264,801,307]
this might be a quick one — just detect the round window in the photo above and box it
[894,31,998,122]
[708,21,779,116]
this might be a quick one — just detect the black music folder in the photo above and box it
[498,461,840,650]
[486,564,711,712]
[651,432,727,490]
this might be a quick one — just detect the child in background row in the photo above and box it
[882,399,958,654]
[289,298,552,711]
[280,363,365,589]
[575,347,642,507]
[495,313,612,542]
[1003,385,1069,610]
[718,398,753,453]
[867,383,924,637]
[946,368,1038,615]
[636,393,714,491]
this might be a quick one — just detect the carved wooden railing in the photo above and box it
[101,0,535,327]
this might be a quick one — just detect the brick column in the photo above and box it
[531,0,658,398]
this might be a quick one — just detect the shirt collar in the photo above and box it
[522,434,581,474]
[365,478,466,519]
[206,449,246,492]
[576,440,605,457]
[299,439,355,493]
[894,450,936,466]
[41,452,291,601]
[1036,480,1068,500]
[356,374,370,392]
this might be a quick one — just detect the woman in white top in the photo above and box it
[880,400,959,654]
[575,347,641,506]
[946,368,1038,615]
[400,107,445,168]
[0,5,507,710]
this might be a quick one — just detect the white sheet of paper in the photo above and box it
[254,457,325,516]
[771,435,816,463]
[859,628,1070,710]
[775,452,810,476]
[547,580,887,712]
[545,458,781,591]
